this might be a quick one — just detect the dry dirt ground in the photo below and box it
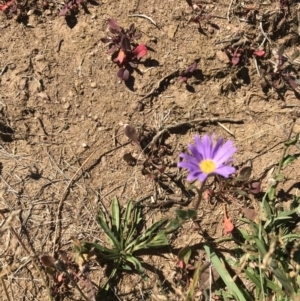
[0,0,300,300]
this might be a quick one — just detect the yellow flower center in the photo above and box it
[199,159,216,174]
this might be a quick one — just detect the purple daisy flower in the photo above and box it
[178,134,237,182]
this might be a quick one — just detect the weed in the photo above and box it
[101,19,147,81]
[261,45,300,91]
[0,0,16,15]
[40,252,95,301]
[179,61,198,83]
[59,0,83,16]
[74,197,175,292]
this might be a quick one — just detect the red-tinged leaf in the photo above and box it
[59,2,71,16]
[57,274,64,283]
[114,49,126,64]
[231,56,240,65]
[253,49,265,57]
[186,61,197,73]
[128,61,137,68]
[107,45,119,54]
[0,0,15,11]
[250,181,261,194]
[120,35,131,52]
[108,18,121,33]
[129,23,135,33]
[76,0,83,4]
[133,32,142,40]
[223,204,234,235]
[178,260,184,269]
[132,44,147,59]
[0,3,8,10]
[100,37,112,43]
[285,76,299,90]
[179,76,188,82]
[117,68,130,81]
[124,124,139,144]
[40,255,56,268]
[186,0,193,7]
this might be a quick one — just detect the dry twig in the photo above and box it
[128,14,160,29]
[52,142,130,254]
[150,117,243,146]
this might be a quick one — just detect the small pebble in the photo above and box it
[90,82,97,88]
[82,143,88,148]
[131,101,144,112]
[64,102,71,109]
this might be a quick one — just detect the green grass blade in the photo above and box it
[121,200,133,249]
[111,197,120,239]
[97,211,121,250]
[125,255,144,274]
[125,205,142,246]
[204,245,249,301]
[132,230,169,251]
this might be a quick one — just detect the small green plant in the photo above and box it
[212,131,300,300]
[78,197,173,286]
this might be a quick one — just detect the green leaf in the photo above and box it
[267,186,276,201]
[111,197,120,239]
[204,245,248,301]
[178,246,192,265]
[274,173,285,182]
[121,200,133,248]
[165,217,182,234]
[127,218,168,252]
[141,231,169,248]
[245,268,261,288]
[125,205,142,246]
[282,154,300,168]
[97,210,121,250]
[272,266,294,296]
[284,133,299,147]
[262,194,273,219]
[186,257,202,301]
[125,255,144,274]
[175,209,197,220]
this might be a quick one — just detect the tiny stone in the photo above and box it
[90,82,97,88]
[35,55,44,61]
[45,9,52,15]
[82,143,88,148]
[64,102,71,109]
[9,64,16,70]
[68,90,74,97]
[131,101,144,112]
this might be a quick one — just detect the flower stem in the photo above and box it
[193,178,208,213]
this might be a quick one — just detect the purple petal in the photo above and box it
[212,137,223,158]
[196,172,208,182]
[201,135,213,159]
[188,144,203,162]
[178,161,198,171]
[194,135,205,156]
[213,141,237,165]
[214,165,236,178]
[186,172,199,181]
